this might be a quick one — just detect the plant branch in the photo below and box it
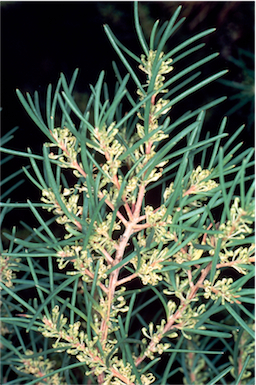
[135,262,213,367]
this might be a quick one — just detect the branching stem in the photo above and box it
[135,262,213,367]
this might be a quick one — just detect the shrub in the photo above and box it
[1,4,254,385]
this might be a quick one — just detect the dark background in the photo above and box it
[1,1,255,227]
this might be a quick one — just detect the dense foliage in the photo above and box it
[1,4,254,385]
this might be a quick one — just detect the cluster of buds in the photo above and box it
[47,126,80,168]
[0,254,20,289]
[18,349,66,385]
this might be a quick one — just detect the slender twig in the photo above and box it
[98,190,128,226]
[135,262,213,367]
[116,272,138,287]
[100,248,115,266]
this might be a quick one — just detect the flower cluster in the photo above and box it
[186,166,219,195]
[56,245,76,269]
[89,213,121,255]
[141,320,173,360]
[174,303,206,340]
[131,246,171,286]
[219,244,255,275]
[18,349,66,385]
[171,240,205,264]
[89,123,124,157]
[164,166,219,202]
[39,305,138,385]
[133,146,168,185]
[143,205,174,243]
[163,167,218,204]
[39,306,104,364]
[88,123,125,181]
[138,50,173,95]
[47,126,80,167]
[103,359,137,385]
[203,274,240,305]
[41,187,82,228]
[133,50,173,186]
[0,254,20,288]
[218,197,254,242]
